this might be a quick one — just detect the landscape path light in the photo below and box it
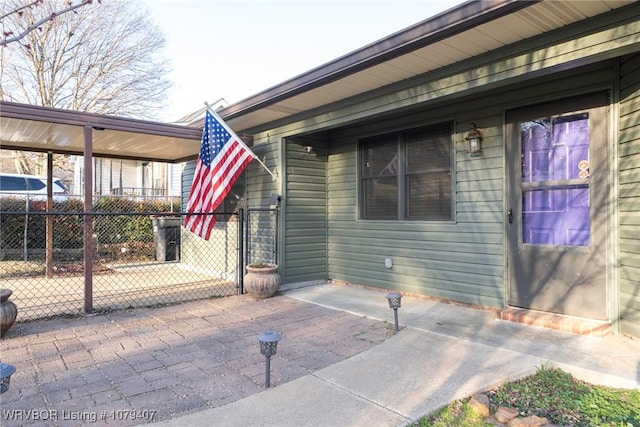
[385,292,403,332]
[258,331,281,388]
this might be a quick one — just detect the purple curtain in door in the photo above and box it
[521,114,590,246]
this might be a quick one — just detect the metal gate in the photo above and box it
[239,207,279,293]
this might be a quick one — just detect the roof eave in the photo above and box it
[0,101,203,140]
[218,0,534,121]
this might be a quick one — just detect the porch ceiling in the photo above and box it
[0,102,203,163]
[219,0,634,133]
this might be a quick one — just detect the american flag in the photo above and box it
[380,154,398,175]
[184,110,254,240]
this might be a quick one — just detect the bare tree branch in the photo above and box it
[0,0,40,22]
[1,0,99,47]
[1,0,171,118]
[1,0,171,177]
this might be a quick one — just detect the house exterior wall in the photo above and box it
[283,136,328,284]
[168,163,183,199]
[72,157,137,195]
[72,158,179,197]
[242,140,281,268]
[180,160,240,279]
[322,61,617,309]
[102,159,138,193]
[229,4,639,335]
[618,53,640,337]
[245,141,280,209]
[101,159,136,194]
[180,140,281,277]
[325,107,504,308]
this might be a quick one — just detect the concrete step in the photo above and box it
[497,307,612,337]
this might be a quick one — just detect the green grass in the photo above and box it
[417,400,489,427]
[417,366,640,427]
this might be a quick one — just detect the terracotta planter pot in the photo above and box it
[1,289,18,338]
[244,264,281,299]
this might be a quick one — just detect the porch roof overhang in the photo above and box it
[218,0,636,133]
[0,102,203,163]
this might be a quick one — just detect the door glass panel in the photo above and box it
[521,113,590,246]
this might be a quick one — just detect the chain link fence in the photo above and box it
[1,197,241,322]
[245,207,278,266]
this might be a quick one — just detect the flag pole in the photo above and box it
[204,102,279,182]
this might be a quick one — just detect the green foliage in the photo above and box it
[54,212,84,248]
[579,387,640,426]
[417,367,640,427]
[0,196,179,255]
[417,400,491,427]
[488,367,640,426]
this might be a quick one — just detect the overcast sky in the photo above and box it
[142,0,462,122]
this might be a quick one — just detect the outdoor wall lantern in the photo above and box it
[0,362,16,394]
[385,293,403,332]
[258,331,282,388]
[465,123,483,155]
[269,193,281,208]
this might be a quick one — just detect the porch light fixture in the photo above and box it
[238,133,254,146]
[269,193,281,208]
[385,293,403,332]
[258,331,282,388]
[465,123,483,154]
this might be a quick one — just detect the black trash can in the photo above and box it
[152,216,181,261]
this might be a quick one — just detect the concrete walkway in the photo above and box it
[0,288,391,427]
[2,282,639,427]
[156,283,640,427]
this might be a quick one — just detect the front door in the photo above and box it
[506,92,610,320]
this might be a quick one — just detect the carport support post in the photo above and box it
[45,151,54,278]
[83,126,94,314]
[238,208,244,295]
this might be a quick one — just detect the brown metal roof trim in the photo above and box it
[218,0,534,121]
[0,101,203,140]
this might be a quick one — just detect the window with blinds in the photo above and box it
[359,122,453,221]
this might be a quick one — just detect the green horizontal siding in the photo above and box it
[325,104,505,308]
[283,137,328,283]
[320,61,623,310]
[619,53,640,337]
[243,141,280,267]
[232,10,639,334]
[245,142,280,202]
[180,160,240,276]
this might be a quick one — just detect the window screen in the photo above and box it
[359,122,453,220]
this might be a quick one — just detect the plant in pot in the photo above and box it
[244,263,281,298]
[1,289,18,338]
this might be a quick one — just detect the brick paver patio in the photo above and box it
[1,293,393,426]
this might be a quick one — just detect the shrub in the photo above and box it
[1,197,180,255]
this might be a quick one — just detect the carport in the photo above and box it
[0,101,203,312]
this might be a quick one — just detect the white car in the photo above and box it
[0,173,70,201]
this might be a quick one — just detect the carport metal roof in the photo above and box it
[0,102,203,163]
